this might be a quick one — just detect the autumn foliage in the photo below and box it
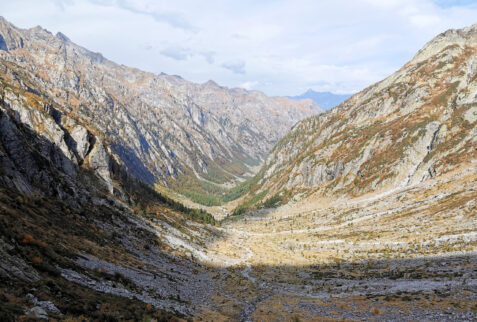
[32,256,42,265]
[21,233,47,247]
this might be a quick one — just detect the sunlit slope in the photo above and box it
[241,23,477,208]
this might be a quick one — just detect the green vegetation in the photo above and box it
[200,155,258,184]
[231,189,268,217]
[222,168,264,202]
[260,189,291,208]
[168,174,225,206]
[133,194,216,225]
[200,163,235,184]
[168,163,265,207]
[261,193,282,208]
[112,163,216,225]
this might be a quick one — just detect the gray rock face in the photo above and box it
[88,139,113,193]
[0,83,216,317]
[0,238,40,283]
[70,124,91,160]
[0,34,7,51]
[26,294,62,315]
[26,307,48,320]
[0,86,111,202]
[286,159,345,188]
[0,17,322,191]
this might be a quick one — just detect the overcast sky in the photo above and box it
[1,0,477,96]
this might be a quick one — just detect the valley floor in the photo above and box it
[2,164,475,321]
[190,164,477,320]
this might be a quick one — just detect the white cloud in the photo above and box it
[0,0,476,96]
[160,46,190,61]
[409,14,441,28]
[90,0,198,31]
[239,81,259,90]
[200,51,215,64]
[221,60,246,75]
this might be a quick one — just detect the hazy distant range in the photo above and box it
[288,89,352,110]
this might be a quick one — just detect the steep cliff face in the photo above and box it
[246,23,477,205]
[0,17,321,199]
[0,74,112,201]
[0,92,214,319]
[0,58,220,319]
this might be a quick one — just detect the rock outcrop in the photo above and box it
[87,139,112,193]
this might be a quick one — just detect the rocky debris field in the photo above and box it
[189,164,476,320]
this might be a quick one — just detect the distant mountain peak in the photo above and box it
[288,90,352,110]
[411,21,477,64]
[56,31,70,42]
[203,79,219,88]
[30,25,52,35]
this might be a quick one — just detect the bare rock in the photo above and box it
[88,139,113,193]
[70,124,91,160]
[25,306,48,320]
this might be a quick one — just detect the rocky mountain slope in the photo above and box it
[241,22,477,209]
[0,59,216,319]
[0,17,320,204]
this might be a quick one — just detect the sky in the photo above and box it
[1,0,477,96]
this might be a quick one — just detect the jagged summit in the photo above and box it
[411,22,477,63]
[56,31,70,42]
[202,79,220,87]
[0,18,106,63]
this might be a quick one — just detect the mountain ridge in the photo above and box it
[0,17,321,205]
[234,21,477,212]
